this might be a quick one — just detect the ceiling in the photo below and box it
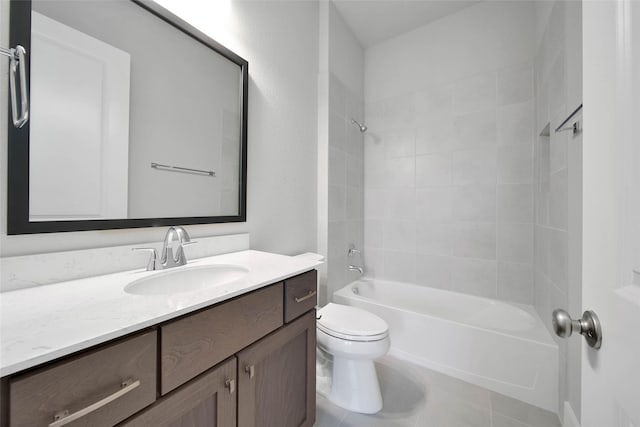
[332,0,481,48]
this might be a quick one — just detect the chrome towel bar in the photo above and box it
[555,104,582,135]
[151,162,216,177]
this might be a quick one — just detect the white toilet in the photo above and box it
[293,252,390,414]
[316,302,390,414]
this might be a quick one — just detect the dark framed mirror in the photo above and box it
[7,0,248,234]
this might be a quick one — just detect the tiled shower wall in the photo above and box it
[363,66,535,304]
[533,0,582,417]
[327,73,365,299]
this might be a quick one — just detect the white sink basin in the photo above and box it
[125,264,249,295]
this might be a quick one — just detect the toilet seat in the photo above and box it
[317,303,388,342]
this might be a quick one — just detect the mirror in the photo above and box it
[7,0,248,234]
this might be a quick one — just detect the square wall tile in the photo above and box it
[550,123,568,173]
[346,125,365,159]
[416,153,451,187]
[345,187,364,220]
[329,115,346,155]
[375,94,415,131]
[497,223,533,263]
[452,185,496,222]
[497,262,533,304]
[328,221,346,260]
[416,188,452,222]
[451,258,497,298]
[328,185,345,222]
[329,74,346,117]
[549,168,568,230]
[365,189,386,219]
[415,118,454,155]
[453,110,497,150]
[416,254,452,290]
[383,251,416,283]
[364,140,386,189]
[365,220,384,249]
[453,72,497,114]
[451,222,496,260]
[329,148,346,187]
[497,184,533,223]
[384,220,417,252]
[497,64,534,106]
[346,155,364,189]
[415,85,453,119]
[547,228,568,291]
[346,220,364,250]
[452,148,497,185]
[498,144,533,184]
[363,247,384,277]
[386,157,415,188]
[416,221,452,256]
[383,128,415,159]
[384,188,416,221]
[497,101,534,146]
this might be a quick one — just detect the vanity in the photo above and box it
[0,0,320,424]
[0,250,321,427]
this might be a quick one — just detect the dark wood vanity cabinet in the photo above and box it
[237,311,316,427]
[120,357,237,427]
[2,270,317,427]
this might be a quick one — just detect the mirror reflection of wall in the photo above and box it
[29,1,242,221]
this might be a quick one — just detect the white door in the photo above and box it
[29,12,131,221]
[582,1,640,426]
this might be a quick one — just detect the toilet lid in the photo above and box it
[317,303,388,341]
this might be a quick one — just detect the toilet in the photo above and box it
[316,303,390,414]
[294,252,390,414]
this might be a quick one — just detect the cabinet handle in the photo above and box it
[245,365,255,379]
[224,378,235,394]
[49,379,140,427]
[294,290,317,303]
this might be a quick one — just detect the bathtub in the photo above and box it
[333,278,559,412]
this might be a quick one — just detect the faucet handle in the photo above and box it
[348,245,361,257]
[132,248,158,271]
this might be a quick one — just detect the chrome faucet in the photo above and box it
[347,244,364,275]
[133,226,195,271]
[348,265,364,275]
[160,226,193,268]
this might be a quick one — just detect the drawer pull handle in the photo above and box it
[245,365,255,379]
[225,378,236,394]
[294,290,317,303]
[49,379,140,427]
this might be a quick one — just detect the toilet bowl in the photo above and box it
[316,302,390,414]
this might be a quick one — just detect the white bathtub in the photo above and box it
[333,278,559,412]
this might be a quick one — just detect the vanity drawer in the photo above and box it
[8,330,157,427]
[160,283,283,394]
[284,270,317,323]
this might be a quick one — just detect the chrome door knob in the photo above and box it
[552,309,602,349]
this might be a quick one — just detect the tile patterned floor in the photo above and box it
[315,356,562,427]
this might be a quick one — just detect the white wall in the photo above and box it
[366,1,535,104]
[362,1,537,304]
[0,1,319,258]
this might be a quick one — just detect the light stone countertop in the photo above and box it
[0,250,322,377]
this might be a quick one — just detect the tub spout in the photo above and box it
[348,265,364,275]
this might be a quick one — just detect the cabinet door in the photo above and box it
[120,357,236,427]
[237,310,316,427]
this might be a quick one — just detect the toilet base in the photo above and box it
[328,355,383,414]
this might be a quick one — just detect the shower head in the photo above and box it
[350,118,367,133]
